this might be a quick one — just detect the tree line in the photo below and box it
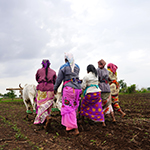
[0,90,17,100]
[118,80,150,94]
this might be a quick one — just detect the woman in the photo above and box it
[80,64,106,127]
[34,59,56,131]
[107,63,126,118]
[54,53,82,135]
[97,59,116,122]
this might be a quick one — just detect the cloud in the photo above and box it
[0,0,150,95]
[128,49,146,62]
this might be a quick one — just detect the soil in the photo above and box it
[0,93,150,150]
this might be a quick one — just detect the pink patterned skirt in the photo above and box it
[61,86,82,130]
[34,90,54,124]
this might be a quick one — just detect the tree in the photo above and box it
[118,80,127,93]
[147,87,150,91]
[4,90,16,100]
[127,84,136,94]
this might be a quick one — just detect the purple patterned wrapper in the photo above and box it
[80,92,105,122]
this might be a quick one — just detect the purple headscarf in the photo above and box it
[42,59,50,69]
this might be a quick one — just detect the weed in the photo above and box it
[84,120,88,123]
[53,136,57,139]
[56,132,59,136]
[90,139,96,145]
[0,143,8,149]
[66,137,70,140]
[102,140,106,145]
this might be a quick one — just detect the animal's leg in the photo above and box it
[30,96,36,114]
[23,99,28,110]
[32,102,36,114]
[24,100,32,114]
[23,99,29,113]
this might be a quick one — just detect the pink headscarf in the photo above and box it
[107,63,118,74]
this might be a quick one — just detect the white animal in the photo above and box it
[21,83,62,114]
[22,84,37,114]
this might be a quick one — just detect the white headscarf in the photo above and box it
[64,52,75,72]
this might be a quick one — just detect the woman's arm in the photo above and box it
[81,76,88,90]
[54,69,64,92]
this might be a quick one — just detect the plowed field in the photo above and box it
[0,93,150,150]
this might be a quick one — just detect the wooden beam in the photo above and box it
[6,88,23,90]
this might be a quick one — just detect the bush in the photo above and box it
[127,84,136,94]
[147,87,150,91]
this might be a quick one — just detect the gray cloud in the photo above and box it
[0,0,150,95]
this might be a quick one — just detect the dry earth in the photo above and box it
[0,93,150,150]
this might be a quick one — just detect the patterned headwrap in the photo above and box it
[107,63,118,74]
[41,59,50,69]
[98,59,106,69]
[64,52,75,72]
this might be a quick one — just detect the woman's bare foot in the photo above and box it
[102,122,106,128]
[110,112,116,123]
[112,119,116,123]
[68,128,79,135]
[119,110,126,118]
[74,128,79,135]
[44,116,51,132]
[121,112,126,118]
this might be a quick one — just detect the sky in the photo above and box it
[0,0,150,96]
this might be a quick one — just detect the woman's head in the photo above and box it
[98,59,106,69]
[42,59,50,68]
[87,64,97,77]
[64,52,75,72]
[107,63,118,74]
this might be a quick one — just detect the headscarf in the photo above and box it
[107,63,118,74]
[41,59,50,69]
[64,52,75,72]
[98,59,106,69]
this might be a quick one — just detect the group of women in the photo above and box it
[33,52,126,135]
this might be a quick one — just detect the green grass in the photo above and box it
[119,90,150,95]
[0,99,23,103]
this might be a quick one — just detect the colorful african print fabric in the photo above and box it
[111,94,121,112]
[80,92,105,122]
[107,68,121,112]
[101,93,114,115]
[34,90,54,124]
[61,86,82,130]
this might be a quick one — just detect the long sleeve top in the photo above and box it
[54,62,81,91]
[107,69,117,81]
[107,68,120,95]
[97,67,110,93]
[82,72,101,95]
[36,67,56,92]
